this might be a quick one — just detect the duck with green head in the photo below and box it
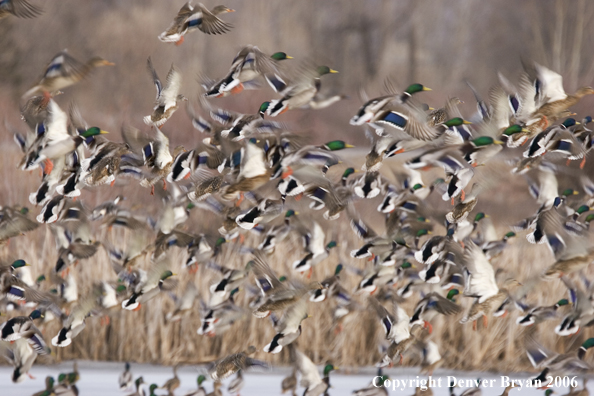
[206,46,293,97]
[0,309,45,344]
[266,65,340,117]
[516,298,570,327]
[350,83,431,125]
[122,268,176,311]
[184,374,207,396]
[310,263,344,302]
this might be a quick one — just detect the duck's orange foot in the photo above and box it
[307,267,313,279]
[43,159,54,175]
[294,193,303,201]
[235,192,244,207]
[399,354,404,365]
[460,189,466,201]
[28,373,36,380]
[281,166,294,179]
[175,36,184,46]
[472,320,477,331]
[581,158,587,169]
[162,179,167,191]
[451,197,455,206]
[424,320,433,334]
[133,303,141,312]
[483,315,488,328]
[151,185,155,195]
[231,84,244,95]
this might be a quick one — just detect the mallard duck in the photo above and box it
[158,2,234,45]
[293,221,336,275]
[409,292,462,333]
[446,183,481,224]
[258,209,297,253]
[352,370,389,395]
[166,282,198,321]
[0,309,45,343]
[281,368,297,396]
[235,197,283,230]
[144,57,186,127]
[52,287,100,346]
[80,136,130,187]
[266,66,339,117]
[206,45,292,96]
[118,362,133,391]
[121,257,176,311]
[0,0,41,18]
[515,297,569,326]
[0,206,39,245]
[183,375,207,396]
[197,295,245,336]
[207,345,268,380]
[209,104,281,142]
[527,338,594,385]
[222,139,270,202]
[554,276,594,336]
[160,365,180,395]
[459,241,521,330]
[23,50,114,98]
[428,97,463,125]
[251,252,323,318]
[125,376,146,396]
[369,296,414,367]
[207,260,252,307]
[350,84,431,125]
[32,376,55,396]
[289,345,336,396]
[227,370,244,395]
[57,362,80,386]
[263,297,308,353]
[310,263,343,302]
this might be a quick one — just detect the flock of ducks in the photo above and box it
[3,1,594,395]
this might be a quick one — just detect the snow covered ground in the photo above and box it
[0,361,588,395]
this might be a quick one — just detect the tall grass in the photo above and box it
[0,128,587,374]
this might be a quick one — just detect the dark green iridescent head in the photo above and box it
[404,83,431,95]
[561,118,578,128]
[316,66,338,76]
[248,137,259,145]
[258,102,270,117]
[545,390,555,396]
[149,384,159,395]
[116,285,127,293]
[444,117,471,127]
[504,231,516,239]
[471,136,501,147]
[81,127,108,138]
[502,124,526,136]
[335,263,343,275]
[36,274,46,284]
[285,209,296,218]
[581,338,594,350]
[323,364,337,376]
[473,212,486,222]
[416,229,430,237]
[447,289,460,300]
[586,213,594,224]
[29,310,43,320]
[583,116,593,125]
[215,237,227,247]
[342,167,355,179]
[270,52,292,61]
[561,188,578,197]
[279,276,287,282]
[160,270,175,281]
[401,261,413,269]
[326,241,337,250]
[412,183,424,191]
[576,205,590,215]
[11,259,28,269]
[19,207,29,215]
[197,374,206,385]
[556,298,569,307]
[324,140,354,151]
